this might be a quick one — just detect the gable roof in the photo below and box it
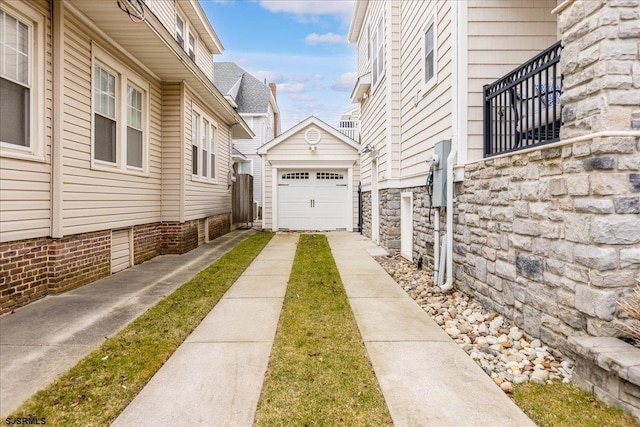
[214,62,272,114]
[257,116,360,154]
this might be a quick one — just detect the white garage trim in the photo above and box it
[401,192,414,261]
[271,164,355,232]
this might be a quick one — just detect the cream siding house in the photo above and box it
[351,1,640,418]
[258,117,360,232]
[0,0,252,314]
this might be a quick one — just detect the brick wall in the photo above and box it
[161,220,199,254]
[134,223,161,264]
[0,238,49,313]
[208,213,231,241]
[48,231,111,294]
[454,139,640,355]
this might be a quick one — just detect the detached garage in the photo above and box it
[258,116,360,231]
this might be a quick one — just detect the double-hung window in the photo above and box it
[191,104,217,182]
[371,18,384,88]
[175,14,184,49]
[175,7,196,62]
[187,31,196,61]
[422,11,438,92]
[92,45,148,173]
[0,3,44,160]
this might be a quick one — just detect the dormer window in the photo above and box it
[187,31,195,61]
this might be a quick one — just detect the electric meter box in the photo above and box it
[432,139,451,208]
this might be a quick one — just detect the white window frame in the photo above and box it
[0,2,45,162]
[422,10,438,94]
[191,103,218,183]
[371,17,384,89]
[91,43,149,175]
[175,5,196,62]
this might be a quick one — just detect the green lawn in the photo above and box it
[254,234,392,426]
[9,232,273,427]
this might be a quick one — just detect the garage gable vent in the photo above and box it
[305,127,321,145]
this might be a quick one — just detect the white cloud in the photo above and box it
[313,74,324,80]
[278,83,307,93]
[291,94,317,102]
[252,70,288,84]
[330,71,357,92]
[304,32,346,45]
[259,0,355,19]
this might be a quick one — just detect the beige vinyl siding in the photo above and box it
[0,0,53,243]
[388,0,401,178]
[399,0,453,178]
[466,0,558,162]
[196,38,213,82]
[61,11,162,235]
[357,0,387,190]
[161,82,183,222]
[184,88,232,221]
[263,160,273,228]
[144,0,176,35]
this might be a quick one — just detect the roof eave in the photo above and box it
[348,0,369,43]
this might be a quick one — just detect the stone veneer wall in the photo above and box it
[361,191,372,239]
[379,189,401,252]
[453,138,640,355]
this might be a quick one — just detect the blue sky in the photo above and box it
[201,0,357,132]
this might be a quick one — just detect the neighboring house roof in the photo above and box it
[232,147,247,159]
[214,62,272,114]
[257,116,360,155]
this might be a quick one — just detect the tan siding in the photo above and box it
[161,82,183,221]
[61,11,163,235]
[399,0,453,178]
[196,38,213,82]
[183,89,232,221]
[145,0,176,35]
[466,0,557,161]
[0,0,53,243]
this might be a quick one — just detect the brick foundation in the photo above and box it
[134,223,162,264]
[1,213,232,314]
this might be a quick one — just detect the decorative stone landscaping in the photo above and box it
[375,254,574,394]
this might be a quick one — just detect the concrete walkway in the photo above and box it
[0,229,255,417]
[327,233,535,427]
[3,231,535,426]
[112,233,298,426]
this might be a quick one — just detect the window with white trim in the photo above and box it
[0,3,44,160]
[175,7,196,62]
[371,18,384,87]
[422,11,438,91]
[175,13,184,49]
[191,104,218,181]
[92,45,149,173]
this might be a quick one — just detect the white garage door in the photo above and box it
[278,170,348,231]
[111,229,131,273]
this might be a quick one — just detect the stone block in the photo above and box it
[513,219,541,236]
[549,178,568,196]
[620,20,640,37]
[565,213,592,243]
[557,289,575,306]
[574,244,618,270]
[495,259,516,280]
[574,198,614,213]
[600,39,638,60]
[513,201,529,218]
[621,247,640,268]
[619,156,640,170]
[516,252,544,280]
[615,196,640,214]
[591,173,629,195]
[592,137,636,154]
[523,305,542,336]
[575,285,617,320]
[540,222,561,239]
[573,141,592,157]
[630,174,640,192]
[584,156,616,170]
[589,269,638,287]
[592,215,640,244]
[549,239,575,262]
[521,182,539,201]
[567,175,590,196]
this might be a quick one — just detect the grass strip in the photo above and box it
[254,234,392,426]
[513,381,639,427]
[10,231,274,427]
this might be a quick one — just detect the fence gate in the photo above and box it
[232,174,253,225]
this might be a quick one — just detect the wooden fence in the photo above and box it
[232,174,253,225]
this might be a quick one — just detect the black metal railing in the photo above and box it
[483,41,563,157]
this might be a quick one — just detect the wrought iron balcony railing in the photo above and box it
[483,41,563,157]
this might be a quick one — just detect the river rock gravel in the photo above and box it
[374,254,573,392]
